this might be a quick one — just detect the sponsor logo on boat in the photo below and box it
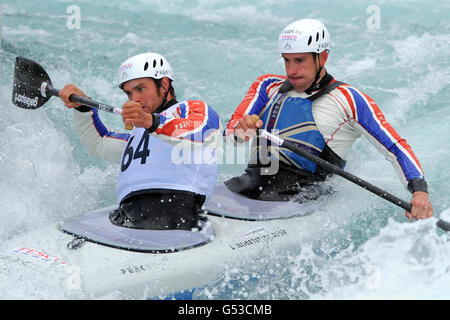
[120,265,147,275]
[12,247,67,265]
[229,228,287,250]
[14,93,38,108]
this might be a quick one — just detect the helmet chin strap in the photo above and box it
[305,54,323,95]
[155,86,170,113]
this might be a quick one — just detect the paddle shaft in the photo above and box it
[258,129,413,212]
[46,85,121,115]
[45,84,133,130]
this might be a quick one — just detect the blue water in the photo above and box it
[1,0,449,299]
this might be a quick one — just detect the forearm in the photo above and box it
[73,108,128,164]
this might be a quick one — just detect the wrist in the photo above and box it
[407,178,428,194]
[145,114,160,133]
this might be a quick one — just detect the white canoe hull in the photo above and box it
[1,183,326,299]
[3,210,321,299]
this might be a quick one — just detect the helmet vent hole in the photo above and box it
[153,60,157,68]
[308,36,312,46]
[144,62,149,71]
[316,32,319,42]
[322,30,325,39]
[160,59,164,66]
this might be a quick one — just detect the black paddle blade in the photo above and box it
[12,56,53,109]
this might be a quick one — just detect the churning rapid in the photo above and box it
[0,0,449,299]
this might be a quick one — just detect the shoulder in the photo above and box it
[254,74,287,83]
[185,100,217,113]
[317,82,377,119]
[312,82,358,119]
[165,100,209,112]
[327,82,376,105]
[249,74,287,97]
[254,74,287,88]
[185,100,209,108]
[168,100,220,118]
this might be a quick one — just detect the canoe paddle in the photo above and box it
[12,56,133,130]
[253,117,449,231]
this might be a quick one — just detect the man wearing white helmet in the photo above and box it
[59,52,222,230]
[225,19,432,221]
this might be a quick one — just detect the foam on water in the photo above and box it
[0,0,449,299]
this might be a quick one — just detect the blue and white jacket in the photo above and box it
[225,74,427,193]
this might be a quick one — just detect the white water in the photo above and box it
[1,0,449,299]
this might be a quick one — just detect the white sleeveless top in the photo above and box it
[116,127,218,203]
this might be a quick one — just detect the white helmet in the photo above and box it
[118,52,174,88]
[279,19,331,54]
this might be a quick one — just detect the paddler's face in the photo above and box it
[122,78,164,113]
[282,52,327,92]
